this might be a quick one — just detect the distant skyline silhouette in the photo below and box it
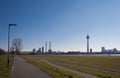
[0,0,120,52]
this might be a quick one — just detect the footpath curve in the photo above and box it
[42,59,101,78]
[11,56,52,78]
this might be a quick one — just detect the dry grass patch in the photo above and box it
[21,55,83,78]
[24,55,120,78]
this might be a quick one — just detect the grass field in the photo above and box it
[0,55,14,78]
[21,55,120,78]
[21,55,82,78]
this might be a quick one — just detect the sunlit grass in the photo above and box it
[41,56,120,71]
[40,55,120,78]
[21,55,83,78]
[0,55,14,78]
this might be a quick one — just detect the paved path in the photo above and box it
[11,56,52,78]
[42,60,101,78]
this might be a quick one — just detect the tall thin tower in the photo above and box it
[48,41,52,54]
[45,42,47,53]
[49,41,51,50]
[86,34,90,53]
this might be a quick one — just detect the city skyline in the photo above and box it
[0,0,120,52]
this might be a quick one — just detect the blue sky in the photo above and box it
[0,0,120,52]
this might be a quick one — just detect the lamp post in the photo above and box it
[7,24,17,68]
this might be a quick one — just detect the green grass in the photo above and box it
[21,55,83,78]
[0,55,14,78]
[40,56,120,71]
[40,55,120,78]
[51,60,120,78]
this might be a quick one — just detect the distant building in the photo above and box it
[33,48,36,52]
[113,48,118,53]
[42,47,44,53]
[101,47,119,54]
[48,41,52,54]
[37,48,41,53]
[45,42,47,53]
[39,48,41,53]
[90,48,92,53]
[101,47,105,52]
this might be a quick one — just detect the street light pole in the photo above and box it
[7,25,10,68]
[7,24,17,68]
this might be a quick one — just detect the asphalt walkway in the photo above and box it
[11,55,52,78]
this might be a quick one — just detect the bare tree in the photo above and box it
[12,38,23,54]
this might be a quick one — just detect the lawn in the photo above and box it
[21,55,120,78]
[41,55,120,78]
[21,55,82,78]
[0,55,14,78]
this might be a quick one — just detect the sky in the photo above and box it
[0,0,120,52]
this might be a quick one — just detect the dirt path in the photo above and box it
[11,56,52,78]
[42,59,101,78]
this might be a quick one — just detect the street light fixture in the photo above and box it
[7,24,17,68]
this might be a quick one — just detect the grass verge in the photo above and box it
[0,55,14,78]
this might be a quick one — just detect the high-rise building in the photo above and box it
[45,42,47,53]
[42,47,44,53]
[39,48,41,53]
[101,47,105,52]
[86,34,90,53]
[33,48,36,53]
[48,41,52,54]
[90,48,92,53]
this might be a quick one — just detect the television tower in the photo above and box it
[86,34,90,53]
